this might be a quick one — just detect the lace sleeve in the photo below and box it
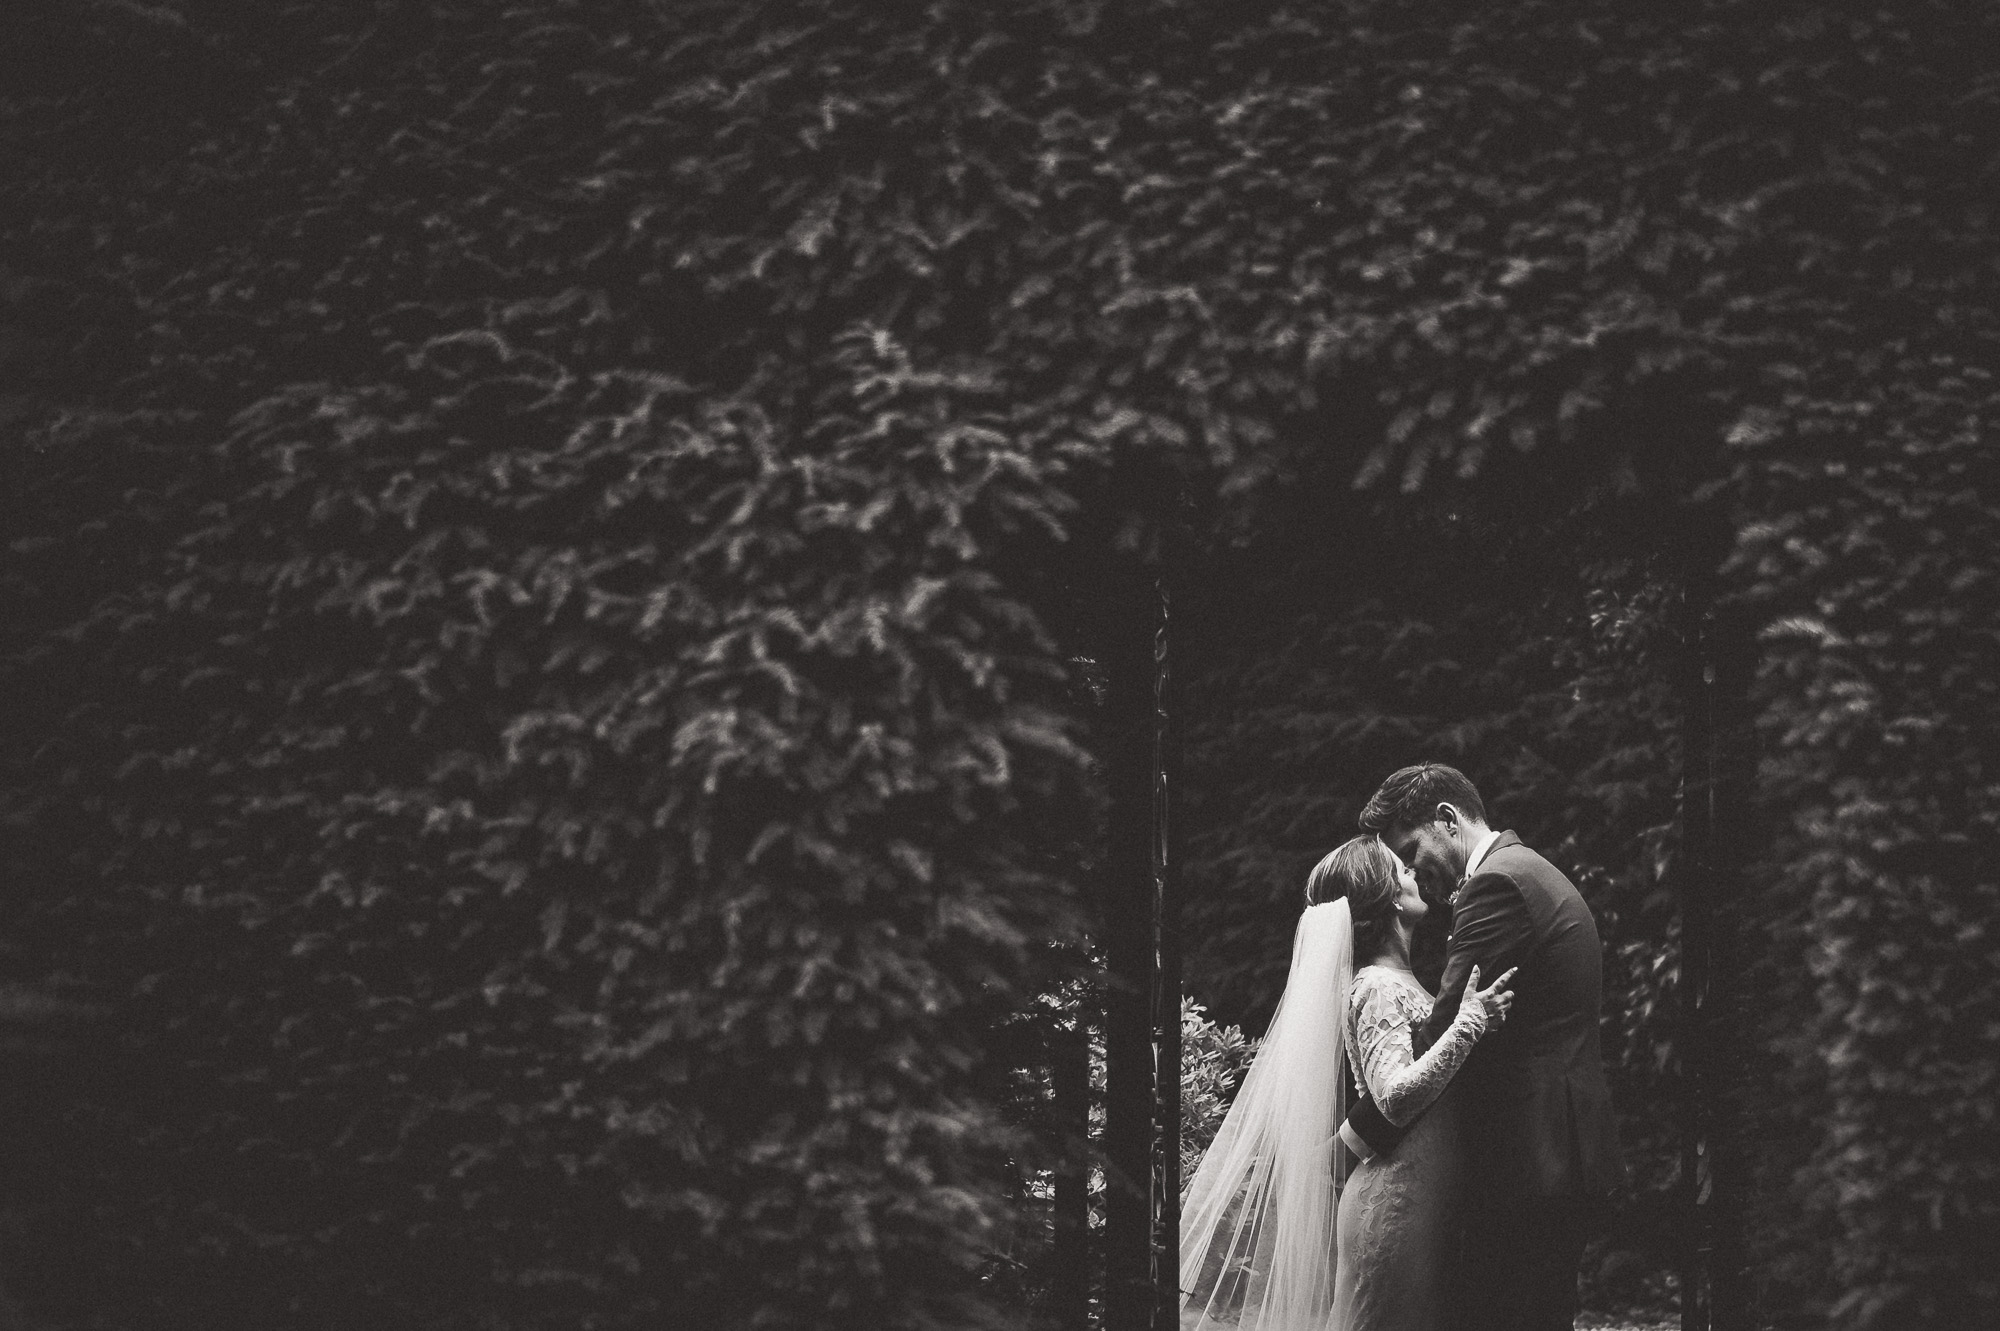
[1350,972,1488,1129]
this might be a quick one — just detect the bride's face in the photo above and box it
[1393,856,1428,921]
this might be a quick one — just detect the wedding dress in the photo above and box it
[1179,907,1487,1331]
[1331,966,1481,1331]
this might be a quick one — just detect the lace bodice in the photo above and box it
[1346,965,1486,1129]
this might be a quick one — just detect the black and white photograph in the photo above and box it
[3,3,1993,1329]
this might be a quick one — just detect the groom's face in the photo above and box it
[1383,816,1465,898]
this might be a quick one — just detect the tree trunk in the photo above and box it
[1051,1014,1092,1330]
[1101,550,1190,1331]
[1152,570,1182,1331]
[1677,585,1754,1331]
[1103,557,1160,1331]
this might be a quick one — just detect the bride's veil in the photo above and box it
[1180,897,1354,1331]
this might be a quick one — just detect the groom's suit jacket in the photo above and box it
[1344,831,1623,1200]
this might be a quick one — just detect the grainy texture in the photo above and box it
[4,2,1995,1328]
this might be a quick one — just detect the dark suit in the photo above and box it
[1343,832,1622,1331]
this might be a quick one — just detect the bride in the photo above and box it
[1179,835,1514,1331]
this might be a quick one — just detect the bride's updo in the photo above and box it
[1304,834,1403,965]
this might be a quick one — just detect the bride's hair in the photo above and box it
[1305,835,1402,965]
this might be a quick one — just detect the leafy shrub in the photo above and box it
[1179,998,1261,1185]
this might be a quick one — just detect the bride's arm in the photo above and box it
[1352,969,1508,1128]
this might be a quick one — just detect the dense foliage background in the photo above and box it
[5,1,1995,1328]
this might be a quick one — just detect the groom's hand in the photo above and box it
[1458,963,1517,1031]
[1338,1093,1406,1164]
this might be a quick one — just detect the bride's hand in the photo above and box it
[1459,964,1517,1032]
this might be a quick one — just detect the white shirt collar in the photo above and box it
[1461,828,1503,884]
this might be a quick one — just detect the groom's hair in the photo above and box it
[1358,762,1487,834]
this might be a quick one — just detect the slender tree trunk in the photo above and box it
[1705,599,1755,1331]
[1676,580,1754,1331]
[1676,592,1711,1331]
[1051,1013,1092,1330]
[1102,557,1160,1331]
[1152,570,1182,1330]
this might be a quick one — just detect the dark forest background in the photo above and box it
[4,3,1996,1329]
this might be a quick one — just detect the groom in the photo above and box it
[1336,763,1622,1331]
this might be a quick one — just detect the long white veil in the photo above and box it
[1180,899,1354,1331]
